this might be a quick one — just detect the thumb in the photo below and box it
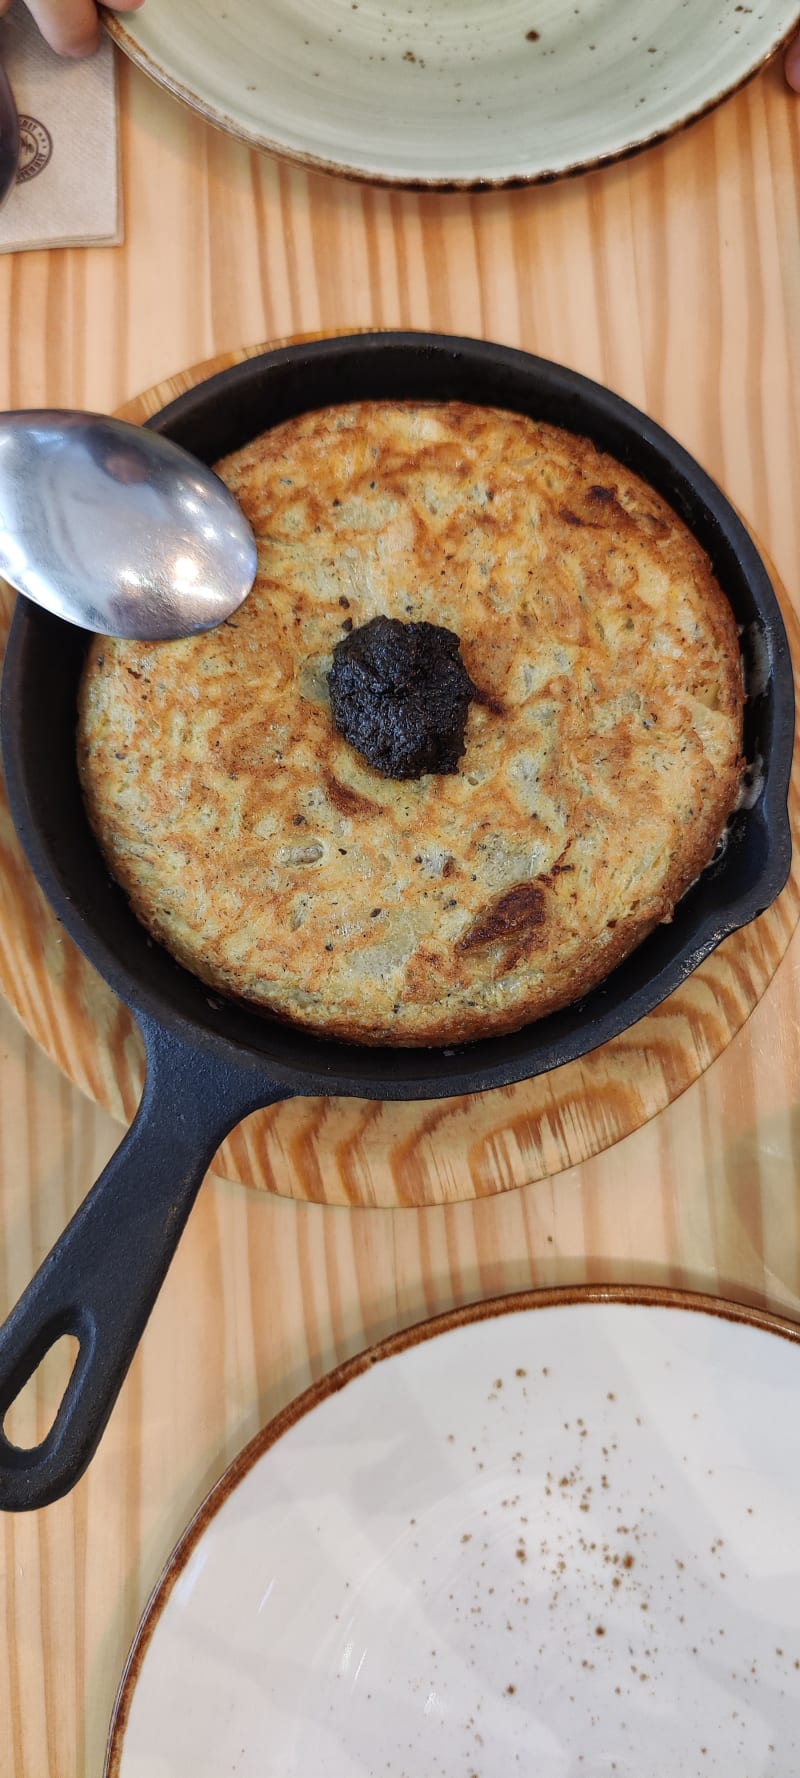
[785,31,800,92]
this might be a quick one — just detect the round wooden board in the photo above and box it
[1,338,798,1210]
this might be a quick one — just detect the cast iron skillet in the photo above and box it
[0,333,793,1512]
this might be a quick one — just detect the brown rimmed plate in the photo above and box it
[106,1284,800,1777]
[104,0,800,189]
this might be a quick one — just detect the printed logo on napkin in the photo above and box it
[0,4,120,253]
[17,116,52,184]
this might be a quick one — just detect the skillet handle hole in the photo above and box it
[1,1334,80,1452]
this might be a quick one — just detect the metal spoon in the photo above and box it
[0,410,258,639]
[0,57,20,210]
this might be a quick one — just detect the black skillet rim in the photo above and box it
[1,332,794,1101]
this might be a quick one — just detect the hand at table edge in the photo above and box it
[785,28,800,91]
[0,0,143,60]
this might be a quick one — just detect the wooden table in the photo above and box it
[1,49,799,1778]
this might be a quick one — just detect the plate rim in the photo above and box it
[103,7,800,191]
[104,1281,800,1777]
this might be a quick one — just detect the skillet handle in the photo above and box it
[0,1017,286,1512]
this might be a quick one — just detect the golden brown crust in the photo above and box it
[77,402,744,1046]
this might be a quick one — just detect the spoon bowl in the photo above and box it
[0,411,258,639]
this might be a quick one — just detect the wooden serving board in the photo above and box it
[1,339,798,1210]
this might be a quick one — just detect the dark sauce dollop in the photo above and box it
[328,616,476,780]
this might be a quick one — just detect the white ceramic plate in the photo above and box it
[107,1287,800,1778]
[105,0,800,188]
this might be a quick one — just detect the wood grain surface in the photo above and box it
[0,46,799,1778]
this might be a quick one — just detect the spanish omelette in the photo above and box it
[77,402,744,1046]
